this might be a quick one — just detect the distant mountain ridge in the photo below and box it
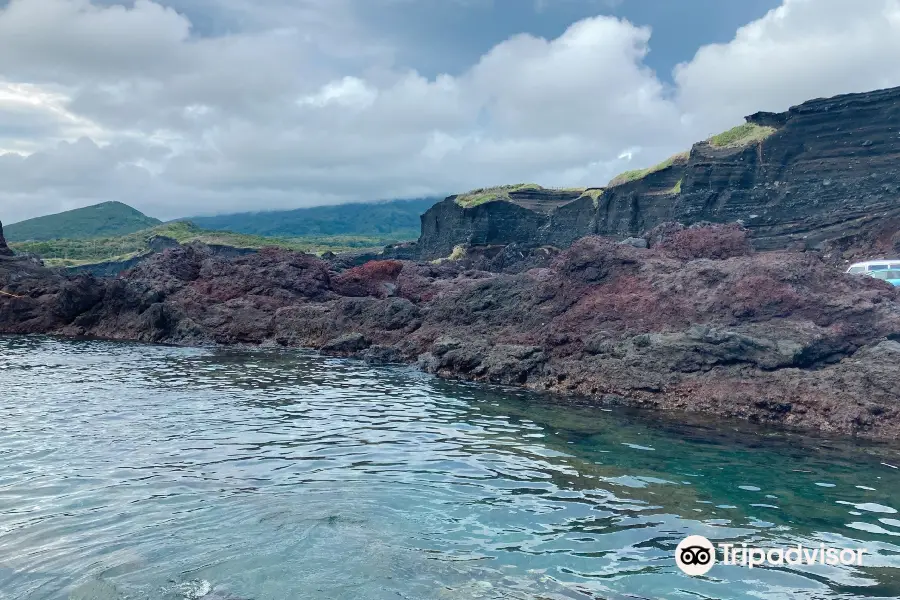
[5,201,162,242]
[182,198,439,238]
[8,221,402,273]
[4,197,440,245]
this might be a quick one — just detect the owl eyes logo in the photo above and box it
[675,535,716,576]
[680,545,712,565]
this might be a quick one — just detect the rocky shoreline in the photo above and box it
[2,221,899,440]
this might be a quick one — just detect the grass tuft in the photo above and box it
[708,123,777,148]
[454,183,545,207]
[431,244,470,265]
[608,151,689,187]
[448,245,467,261]
[578,188,604,208]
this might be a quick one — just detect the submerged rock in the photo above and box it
[69,579,122,600]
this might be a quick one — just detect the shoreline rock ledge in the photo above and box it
[1,223,899,440]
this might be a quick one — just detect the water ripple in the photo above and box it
[1,336,899,599]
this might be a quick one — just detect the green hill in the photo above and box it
[4,201,162,242]
[9,222,405,268]
[182,198,437,238]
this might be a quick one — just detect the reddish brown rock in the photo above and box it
[331,259,403,298]
[1,227,899,439]
[652,222,753,260]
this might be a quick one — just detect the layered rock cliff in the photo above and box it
[418,86,900,259]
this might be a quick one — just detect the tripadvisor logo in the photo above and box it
[675,535,868,576]
[675,536,716,576]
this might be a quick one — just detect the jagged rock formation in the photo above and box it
[0,221,13,257]
[418,188,593,260]
[418,86,900,260]
[67,237,259,278]
[1,228,899,439]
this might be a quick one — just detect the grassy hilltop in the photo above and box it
[4,201,162,242]
[10,222,408,268]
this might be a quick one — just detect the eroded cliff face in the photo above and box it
[673,86,900,251]
[0,221,13,257]
[418,86,900,259]
[418,189,585,259]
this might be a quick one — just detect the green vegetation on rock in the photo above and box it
[454,184,605,210]
[454,184,543,207]
[5,201,161,242]
[10,222,403,268]
[448,245,467,261]
[431,244,468,265]
[608,151,690,187]
[671,178,683,194]
[577,188,604,207]
[708,122,777,148]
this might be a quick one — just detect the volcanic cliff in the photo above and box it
[418,86,900,260]
[0,221,13,257]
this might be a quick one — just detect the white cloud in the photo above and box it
[675,0,900,135]
[465,17,678,139]
[0,0,191,83]
[0,0,899,224]
[298,77,378,109]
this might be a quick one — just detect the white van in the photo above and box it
[845,260,900,274]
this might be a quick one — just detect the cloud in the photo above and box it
[0,0,899,224]
[466,17,679,139]
[0,82,105,153]
[0,0,191,83]
[675,0,900,135]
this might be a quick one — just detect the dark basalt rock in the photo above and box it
[674,86,900,251]
[418,198,551,261]
[147,234,180,252]
[68,253,149,277]
[417,85,900,260]
[67,241,258,278]
[322,332,370,354]
[0,221,13,257]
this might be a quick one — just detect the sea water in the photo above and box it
[1,336,898,600]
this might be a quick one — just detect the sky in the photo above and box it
[1,0,900,224]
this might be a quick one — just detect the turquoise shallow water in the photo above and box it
[1,337,899,600]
